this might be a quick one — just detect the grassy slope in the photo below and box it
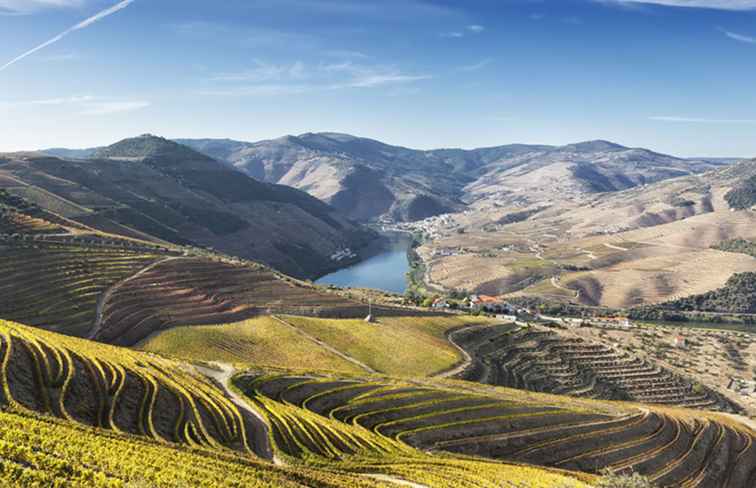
[142,315,496,378]
[139,316,365,374]
[278,315,494,377]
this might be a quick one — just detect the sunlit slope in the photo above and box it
[139,316,367,374]
[0,320,593,488]
[140,315,495,377]
[0,409,397,488]
[0,320,269,457]
[238,372,756,488]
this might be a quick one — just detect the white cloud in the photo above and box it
[323,62,431,88]
[211,61,307,82]
[206,61,431,96]
[0,0,83,14]
[722,29,756,44]
[0,0,135,72]
[650,115,756,123]
[324,49,369,59]
[458,58,493,72]
[442,24,486,39]
[601,1,756,10]
[80,100,150,115]
[2,95,150,115]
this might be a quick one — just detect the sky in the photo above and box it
[1,0,756,157]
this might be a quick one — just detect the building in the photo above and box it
[469,295,515,314]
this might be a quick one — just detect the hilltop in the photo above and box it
[7,135,377,278]
[176,134,728,222]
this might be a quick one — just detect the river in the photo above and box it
[316,235,412,294]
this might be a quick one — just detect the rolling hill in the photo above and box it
[418,158,756,309]
[176,134,729,222]
[7,134,377,279]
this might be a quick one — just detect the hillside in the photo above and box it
[640,272,756,315]
[238,370,756,488]
[176,134,728,222]
[416,157,756,308]
[0,319,601,488]
[6,135,377,279]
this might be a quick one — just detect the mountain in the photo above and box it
[4,135,376,278]
[177,134,730,222]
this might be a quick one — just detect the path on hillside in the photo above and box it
[271,316,377,374]
[88,256,185,340]
[433,323,494,379]
[196,362,278,463]
[551,276,581,300]
[199,363,430,487]
[603,242,629,252]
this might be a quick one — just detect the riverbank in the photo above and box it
[315,232,413,293]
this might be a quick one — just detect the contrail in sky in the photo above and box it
[0,0,135,72]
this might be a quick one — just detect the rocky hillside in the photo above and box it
[178,134,729,222]
[4,135,376,278]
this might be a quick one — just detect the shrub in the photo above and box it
[596,471,656,488]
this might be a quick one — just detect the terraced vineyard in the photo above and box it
[95,258,379,346]
[240,373,756,488]
[0,241,166,337]
[0,319,595,487]
[0,207,63,235]
[453,323,739,412]
[0,320,271,457]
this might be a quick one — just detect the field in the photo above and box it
[451,323,739,412]
[277,315,494,377]
[139,316,366,375]
[141,315,496,377]
[240,372,756,488]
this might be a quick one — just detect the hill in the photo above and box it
[634,272,756,316]
[238,370,756,488]
[6,135,377,279]
[416,157,756,308]
[176,134,727,222]
[0,319,600,488]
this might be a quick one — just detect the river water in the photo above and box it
[316,236,411,294]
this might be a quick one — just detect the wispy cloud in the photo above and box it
[0,0,135,72]
[0,0,83,15]
[204,61,431,96]
[211,61,307,82]
[80,100,150,115]
[324,49,369,59]
[599,1,756,10]
[3,95,150,115]
[721,29,756,44]
[441,24,486,39]
[650,115,756,124]
[458,58,493,72]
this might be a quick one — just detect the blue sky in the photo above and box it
[1,0,756,156]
